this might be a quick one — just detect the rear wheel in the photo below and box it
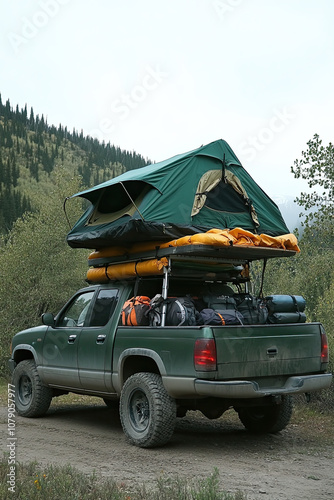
[12,360,53,417]
[236,395,293,433]
[120,372,176,448]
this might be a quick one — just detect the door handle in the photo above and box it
[267,347,278,358]
[68,334,77,344]
[96,334,106,344]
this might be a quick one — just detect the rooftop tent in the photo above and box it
[66,139,289,249]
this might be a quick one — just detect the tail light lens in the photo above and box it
[194,338,217,371]
[320,327,329,364]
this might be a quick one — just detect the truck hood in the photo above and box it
[13,325,48,343]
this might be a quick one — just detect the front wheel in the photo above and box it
[236,395,293,433]
[12,360,53,417]
[119,372,176,448]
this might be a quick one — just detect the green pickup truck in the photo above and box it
[9,245,332,448]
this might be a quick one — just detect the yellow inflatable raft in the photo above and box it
[88,228,300,264]
[87,258,169,283]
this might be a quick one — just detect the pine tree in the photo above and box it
[29,107,35,127]
[22,103,28,123]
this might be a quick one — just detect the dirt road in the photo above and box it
[1,400,333,500]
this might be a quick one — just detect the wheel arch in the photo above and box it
[113,348,167,393]
[12,345,38,366]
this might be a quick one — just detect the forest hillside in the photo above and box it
[0,94,150,234]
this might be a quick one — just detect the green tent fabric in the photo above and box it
[66,139,289,249]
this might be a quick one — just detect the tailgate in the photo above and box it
[212,322,323,379]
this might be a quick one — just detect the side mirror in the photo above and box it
[42,312,55,327]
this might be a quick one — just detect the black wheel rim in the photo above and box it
[128,389,150,433]
[18,375,32,406]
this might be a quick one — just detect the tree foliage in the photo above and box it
[291,133,334,230]
[263,228,334,320]
[0,168,88,375]
[265,134,334,404]
[263,222,334,407]
[284,135,334,318]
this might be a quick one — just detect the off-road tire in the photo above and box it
[12,360,53,417]
[119,372,176,448]
[236,395,293,433]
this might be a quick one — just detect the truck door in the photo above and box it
[77,288,119,392]
[42,290,95,388]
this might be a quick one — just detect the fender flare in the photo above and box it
[12,344,39,363]
[112,348,167,394]
[11,344,45,380]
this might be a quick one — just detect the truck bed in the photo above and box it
[113,320,330,400]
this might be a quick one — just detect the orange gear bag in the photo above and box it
[121,296,151,326]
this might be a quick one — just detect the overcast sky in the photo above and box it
[1,0,333,200]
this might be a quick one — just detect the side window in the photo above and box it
[88,289,119,327]
[58,291,95,327]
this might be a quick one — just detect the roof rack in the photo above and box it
[86,244,297,286]
[88,243,296,268]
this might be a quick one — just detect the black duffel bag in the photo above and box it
[199,308,244,325]
[234,293,268,325]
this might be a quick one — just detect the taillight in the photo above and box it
[194,338,217,371]
[320,327,329,364]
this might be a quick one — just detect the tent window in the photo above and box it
[97,181,149,213]
[87,181,151,226]
[205,182,249,213]
[191,169,259,228]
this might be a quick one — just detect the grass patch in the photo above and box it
[0,459,245,500]
[291,402,334,444]
[0,377,8,405]
[50,392,104,408]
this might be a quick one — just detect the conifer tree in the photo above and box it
[29,107,35,126]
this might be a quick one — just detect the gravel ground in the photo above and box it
[1,399,333,500]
